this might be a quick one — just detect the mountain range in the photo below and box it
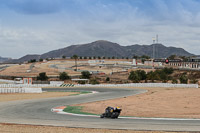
[4,40,194,63]
[0,56,11,63]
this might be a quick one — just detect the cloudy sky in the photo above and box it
[0,0,200,58]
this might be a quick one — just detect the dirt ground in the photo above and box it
[0,92,78,102]
[0,123,189,133]
[77,87,200,118]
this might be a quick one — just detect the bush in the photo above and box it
[172,79,178,84]
[37,72,48,81]
[179,74,188,84]
[90,78,100,85]
[163,67,174,75]
[106,77,110,82]
[128,70,147,83]
[80,71,91,79]
[190,79,198,84]
[59,72,70,80]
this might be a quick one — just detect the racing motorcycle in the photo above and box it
[100,106,122,119]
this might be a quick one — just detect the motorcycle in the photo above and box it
[100,106,122,119]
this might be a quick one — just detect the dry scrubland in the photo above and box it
[0,123,189,133]
[78,87,200,118]
[0,59,130,77]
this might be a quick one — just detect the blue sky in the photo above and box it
[0,0,200,58]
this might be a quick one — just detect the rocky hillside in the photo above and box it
[8,40,194,63]
[40,40,193,59]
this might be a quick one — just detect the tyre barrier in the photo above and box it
[60,84,75,87]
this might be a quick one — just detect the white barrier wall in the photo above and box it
[0,79,23,84]
[0,87,42,93]
[75,83,198,88]
[0,84,60,88]
[50,81,64,85]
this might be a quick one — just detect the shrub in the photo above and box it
[59,72,70,80]
[128,70,147,83]
[37,72,48,81]
[80,71,91,79]
[106,77,110,82]
[190,79,198,84]
[90,78,100,85]
[172,79,178,84]
[179,74,188,84]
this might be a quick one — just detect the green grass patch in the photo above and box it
[63,106,99,116]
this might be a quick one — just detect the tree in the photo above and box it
[93,56,96,59]
[128,71,140,83]
[159,71,168,83]
[28,59,36,63]
[72,55,78,71]
[133,55,138,59]
[147,71,158,82]
[141,55,150,59]
[39,58,43,62]
[179,74,188,84]
[128,70,147,83]
[80,71,91,79]
[62,55,66,59]
[98,56,101,59]
[112,56,115,59]
[168,55,176,60]
[37,72,48,81]
[59,72,70,80]
[106,77,110,82]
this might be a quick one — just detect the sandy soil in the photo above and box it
[0,123,188,133]
[77,87,200,118]
[0,92,78,102]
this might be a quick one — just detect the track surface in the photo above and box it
[0,87,200,132]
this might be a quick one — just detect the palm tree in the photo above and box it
[73,55,78,71]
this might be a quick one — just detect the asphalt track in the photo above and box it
[0,87,200,132]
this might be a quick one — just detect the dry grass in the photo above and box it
[77,87,200,119]
[0,59,130,77]
[0,123,188,133]
[0,92,78,102]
